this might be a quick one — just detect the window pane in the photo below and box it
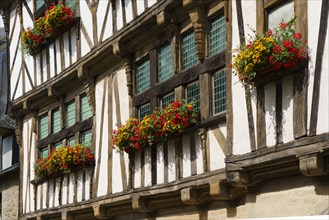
[158,44,174,82]
[186,82,200,112]
[161,92,175,109]
[68,137,76,146]
[35,0,45,11]
[41,148,49,159]
[136,60,150,93]
[209,12,226,56]
[82,130,92,147]
[214,69,226,114]
[182,30,198,70]
[52,108,61,133]
[66,101,76,127]
[2,135,13,169]
[39,114,48,139]
[54,142,62,150]
[81,94,92,121]
[138,103,151,120]
[268,1,294,29]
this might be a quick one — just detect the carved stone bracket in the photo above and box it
[131,195,150,212]
[78,65,96,116]
[124,59,133,96]
[299,154,327,176]
[180,187,200,205]
[47,84,60,98]
[14,116,23,150]
[226,171,250,188]
[209,181,247,200]
[93,203,107,219]
[198,128,208,172]
[183,0,208,62]
[61,211,74,220]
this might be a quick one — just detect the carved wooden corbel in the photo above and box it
[183,0,208,62]
[180,187,200,205]
[209,180,247,200]
[61,211,74,220]
[78,65,96,116]
[299,154,326,176]
[47,84,60,98]
[93,203,107,219]
[132,195,150,212]
[14,117,23,149]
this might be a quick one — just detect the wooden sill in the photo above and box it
[252,59,307,86]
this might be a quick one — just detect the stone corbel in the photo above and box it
[183,0,208,62]
[23,99,34,111]
[180,187,200,205]
[93,203,107,219]
[209,180,247,200]
[132,195,150,212]
[78,65,96,116]
[299,154,326,176]
[226,171,250,188]
[47,84,60,98]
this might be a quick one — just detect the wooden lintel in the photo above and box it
[93,203,107,219]
[299,154,326,176]
[180,188,199,205]
[226,171,249,187]
[132,195,150,212]
[61,211,74,220]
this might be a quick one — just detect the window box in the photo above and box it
[33,144,95,184]
[21,3,77,56]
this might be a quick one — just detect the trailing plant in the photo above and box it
[34,144,95,181]
[231,18,307,87]
[21,3,76,56]
[112,100,198,153]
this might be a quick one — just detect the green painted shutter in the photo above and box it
[214,69,226,114]
[82,130,92,147]
[52,108,61,133]
[41,148,49,159]
[182,30,198,70]
[158,44,174,82]
[81,95,92,121]
[66,101,76,127]
[39,114,48,139]
[136,60,150,93]
[35,0,45,11]
[54,142,62,150]
[68,137,76,146]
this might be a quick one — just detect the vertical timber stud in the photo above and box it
[293,0,308,139]
[225,0,233,155]
[107,75,113,194]
[16,117,24,215]
[236,0,257,151]
[183,0,207,63]
[309,0,328,136]
[91,0,98,46]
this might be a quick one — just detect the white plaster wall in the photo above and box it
[77,170,83,202]
[49,43,56,78]
[22,120,30,213]
[54,178,61,207]
[182,134,191,178]
[195,133,203,175]
[264,82,276,147]
[281,76,294,143]
[85,168,91,200]
[125,0,134,24]
[148,0,157,8]
[144,147,152,187]
[48,179,55,207]
[63,32,70,69]
[231,0,252,155]
[307,0,322,133]
[36,184,41,210]
[116,0,124,30]
[42,49,48,81]
[55,39,62,74]
[208,129,226,170]
[42,182,47,209]
[167,139,176,182]
[62,175,68,205]
[35,54,42,86]
[134,152,142,188]
[157,143,165,184]
[316,17,329,134]
[95,78,109,196]
[137,0,145,16]
[80,0,93,47]
[22,0,33,30]
[97,1,111,42]
[70,28,77,64]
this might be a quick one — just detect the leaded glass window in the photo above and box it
[39,114,48,139]
[52,108,61,133]
[213,69,226,114]
[186,82,200,112]
[66,101,76,127]
[158,44,174,82]
[182,30,198,70]
[209,12,226,56]
[82,130,92,147]
[80,94,92,121]
[161,92,175,109]
[138,103,151,120]
[136,60,150,94]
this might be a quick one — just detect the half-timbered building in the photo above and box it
[0,0,328,219]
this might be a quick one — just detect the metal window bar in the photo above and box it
[213,69,226,114]
[158,44,174,82]
[209,12,226,56]
[186,81,200,112]
[182,30,198,70]
[136,60,150,93]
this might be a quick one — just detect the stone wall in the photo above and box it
[0,171,19,220]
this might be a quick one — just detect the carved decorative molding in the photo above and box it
[78,65,96,115]
[93,203,107,219]
[299,154,326,176]
[183,0,208,62]
[198,128,208,172]
[131,195,150,212]
[180,187,200,205]
[14,117,23,150]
